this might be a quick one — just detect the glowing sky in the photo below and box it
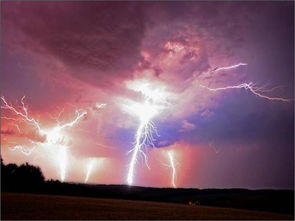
[1,1,294,189]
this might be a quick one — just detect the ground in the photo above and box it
[1,192,293,220]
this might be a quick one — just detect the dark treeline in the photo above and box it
[1,160,294,215]
[1,159,45,192]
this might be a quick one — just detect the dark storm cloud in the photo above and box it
[186,95,294,146]
[2,1,293,89]
[2,2,146,88]
[1,1,293,188]
[143,2,253,54]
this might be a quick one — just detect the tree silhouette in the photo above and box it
[2,161,45,192]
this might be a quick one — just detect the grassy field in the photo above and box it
[1,192,293,220]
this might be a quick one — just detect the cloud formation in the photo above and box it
[1,1,293,189]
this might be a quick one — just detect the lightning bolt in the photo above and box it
[95,103,107,109]
[211,63,248,73]
[126,100,159,185]
[197,62,289,102]
[9,145,36,156]
[1,96,87,182]
[1,96,43,132]
[1,96,87,139]
[167,151,177,188]
[185,62,248,85]
[84,158,96,183]
[58,146,68,182]
[200,82,289,102]
[13,123,21,133]
[124,80,169,186]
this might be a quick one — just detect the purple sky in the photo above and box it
[1,1,294,189]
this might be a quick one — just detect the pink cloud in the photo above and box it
[179,120,197,132]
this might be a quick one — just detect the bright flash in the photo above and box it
[167,151,177,188]
[123,79,170,186]
[1,96,87,182]
[58,146,68,182]
[84,158,96,183]
[1,96,87,143]
[84,158,105,183]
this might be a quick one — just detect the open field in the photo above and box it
[1,192,293,220]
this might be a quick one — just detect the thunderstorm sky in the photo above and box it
[1,1,294,189]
